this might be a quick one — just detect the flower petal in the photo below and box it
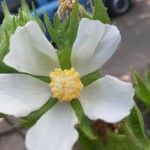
[72,18,121,76]
[80,75,134,123]
[0,74,51,117]
[4,21,59,76]
[26,103,78,150]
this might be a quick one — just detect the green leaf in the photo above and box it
[78,128,104,150]
[145,70,150,90]
[146,71,150,84]
[58,42,72,69]
[93,0,110,23]
[67,1,79,47]
[107,133,140,150]
[1,0,10,17]
[0,30,9,60]
[132,70,150,106]
[43,10,60,46]
[17,9,24,24]
[53,14,61,31]
[125,106,146,139]
[21,0,31,17]
[81,70,101,87]
[1,1,14,34]
[21,98,57,128]
[124,105,150,149]
[12,17,17,30]
[16,0,31,26]
[79,5,92,19]
[0,30,17,73]
[61,17,70,37]
[32,4,45,33]
[50,14,72,50]
[71,99,98,140]
[0,0,34,73]
[80,116,98,140]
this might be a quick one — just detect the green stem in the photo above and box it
[71,99,84,122]
[81,70,101,87]
[71,99,98,140]
[21,98,57,128]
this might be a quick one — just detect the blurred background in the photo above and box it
[0,0,150,149]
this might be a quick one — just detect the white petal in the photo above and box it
[26,103,78,150]
[80,75,134,123]
[72,18,121,76]
[4,21,60,76]
[0,74,51,117]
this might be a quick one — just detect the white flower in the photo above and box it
[0,18,134,150]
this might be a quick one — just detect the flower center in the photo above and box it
[49,68,83,101]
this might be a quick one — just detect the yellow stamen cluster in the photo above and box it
[49,68,83,102]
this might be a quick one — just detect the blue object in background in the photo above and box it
[31,0,132,20]
[0,0,132,23]
[31,0,59,22]
[31,0,92,21]
[36,0,48,6]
